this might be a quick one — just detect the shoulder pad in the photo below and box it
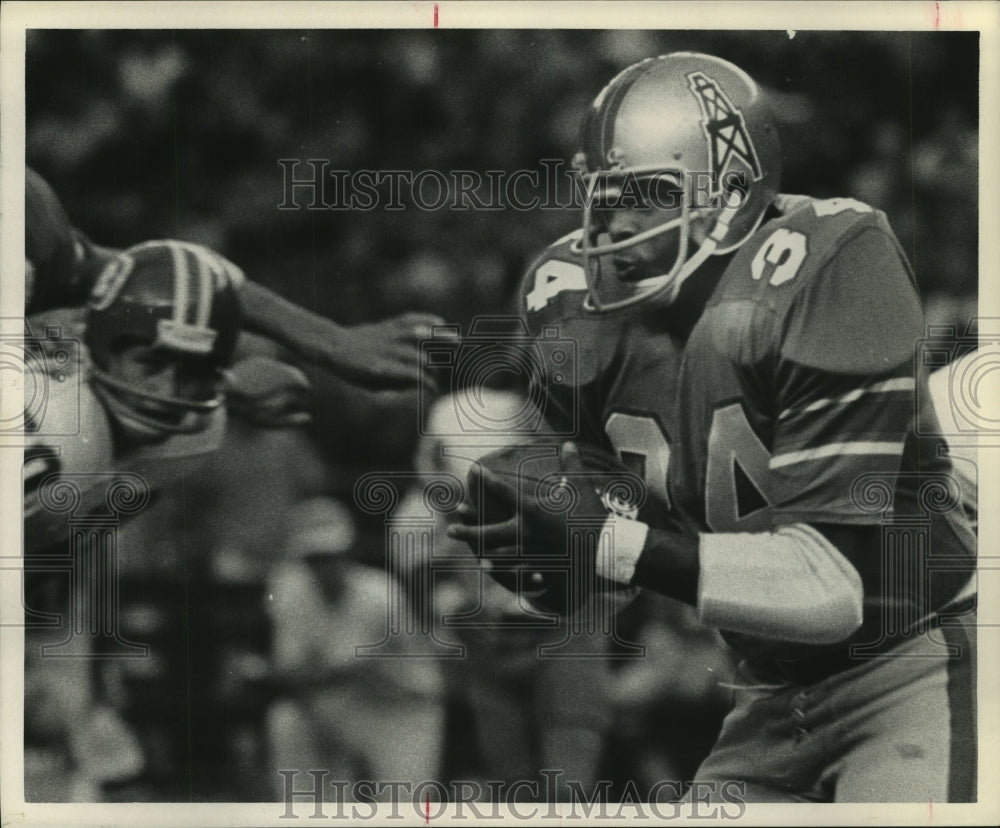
[733,195,903,302]
[778,201,920,374]
[519,231,588,323]
[772,195,894,249]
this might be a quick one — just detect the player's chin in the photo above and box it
[612,258,646,282]
[134,402,188,428]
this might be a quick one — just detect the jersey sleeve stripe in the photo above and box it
[769,440,905,469]
[778,377,915,421]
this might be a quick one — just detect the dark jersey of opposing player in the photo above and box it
[668,195,976,668]
[519,230,685,520]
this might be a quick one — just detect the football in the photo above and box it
[466,442,644,616]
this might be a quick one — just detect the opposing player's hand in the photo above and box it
[239,282,446,391]
[316,311,446,391]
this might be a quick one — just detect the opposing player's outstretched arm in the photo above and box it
[27,169,443,391]
[206,279,444,392]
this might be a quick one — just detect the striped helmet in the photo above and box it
[86,240,243,435]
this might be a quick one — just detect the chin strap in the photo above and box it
[660,198,739,304]
[90,367,222,439]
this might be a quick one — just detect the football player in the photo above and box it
[23,239,243,549]
[25,167,442,391]
[452,53,977,803]
[20,238,246,799]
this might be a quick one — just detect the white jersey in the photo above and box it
[20,339,224,553]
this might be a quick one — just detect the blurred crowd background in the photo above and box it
[27,29,978,332]
[24,29,979,803]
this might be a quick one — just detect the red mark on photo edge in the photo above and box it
[433,3,439,28]
[934,0,940,30]
[425,792,431,823]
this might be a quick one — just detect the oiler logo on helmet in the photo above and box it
[687,71,763,197]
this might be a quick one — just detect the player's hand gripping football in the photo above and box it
[448,441,605,556]
[447,441,641,613]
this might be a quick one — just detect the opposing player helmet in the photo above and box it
[572,52,781,312]
[86,240,243,438]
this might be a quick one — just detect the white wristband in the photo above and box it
[595,515,649,584]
